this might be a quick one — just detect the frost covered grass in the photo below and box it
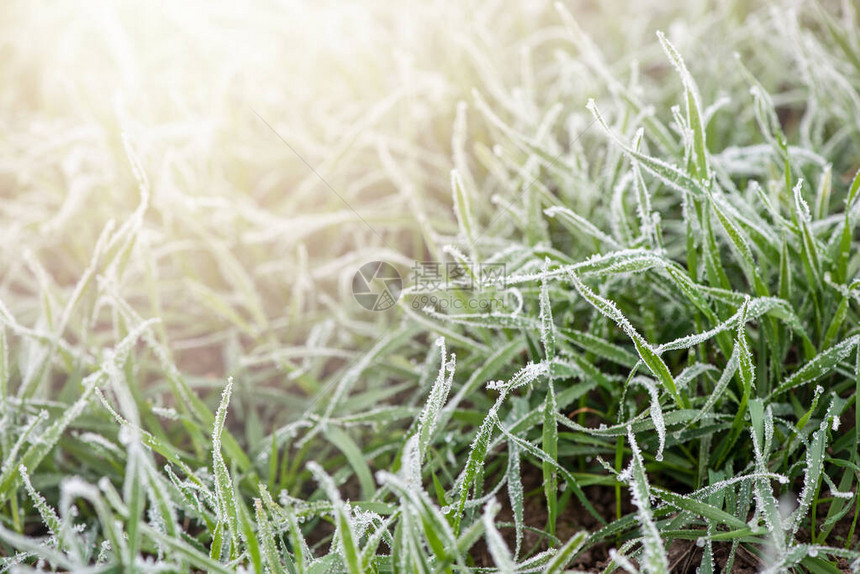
[1,0,860,572]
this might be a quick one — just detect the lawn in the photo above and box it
[1,0,859,572]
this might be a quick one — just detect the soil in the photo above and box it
[471,461,632,572]
[471,457,860,572]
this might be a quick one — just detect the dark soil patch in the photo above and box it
[470,461,632,571]
[469,460,860,572]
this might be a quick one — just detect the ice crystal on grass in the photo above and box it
[623,427,669,574]
[486,361,549,393]
[506,440,524,558]
[416,338,455,463]
[776,335,860,394]
[211,377,238,555]
[309,462,363,573]
[19,466,62,548]
[568,270,683,408]
[632,377,665,462]
[482,499,515,573]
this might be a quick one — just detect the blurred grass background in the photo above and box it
[0,0,795,385]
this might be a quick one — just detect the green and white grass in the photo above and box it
[1,0,860,572]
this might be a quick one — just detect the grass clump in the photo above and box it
[1,0,860,573]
